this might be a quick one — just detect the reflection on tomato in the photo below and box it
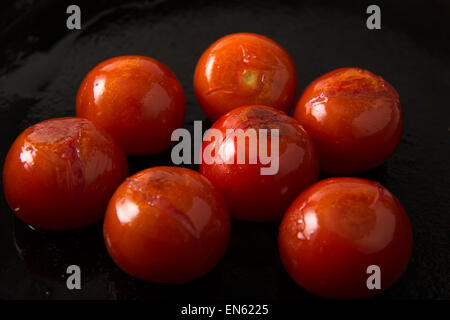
[194,33,297,121]
[279,177,413,299]
[77,55,185,155]
[3,117,129,231]
[200,105,319,221]
[103,166,230,283]
[293,67,402,175]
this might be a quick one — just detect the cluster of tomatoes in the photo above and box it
[2,33,412,299]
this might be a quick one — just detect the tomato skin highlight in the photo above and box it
[76,55,186,156]
[278,177,413,299]
[2,117,129,231]
[194,33,297,121]
[293,67,402,175]
[200,105,319,222]
[103,166,230,284]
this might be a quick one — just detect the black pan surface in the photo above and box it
[0,0,449,300]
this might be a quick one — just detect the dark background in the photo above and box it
[0,0,448,300]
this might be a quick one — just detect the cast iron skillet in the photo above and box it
[0,0,449,300]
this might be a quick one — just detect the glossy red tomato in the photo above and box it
[279,177,413,299]
[293,67,402,175]
[200,105,319,221]
[103,166,230,283]
[76,55,186,155]
[194,33,297,121]
[3,117,129,231]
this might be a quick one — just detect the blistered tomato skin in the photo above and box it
[76,55,186,156]
[2,117,129,231]
[293,67,402,175]
[199,105,319,222]
[194,33,297,121]
[278,177,413,299]
[103,166,230,284]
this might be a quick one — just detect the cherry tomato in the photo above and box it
[194,33,297,121]
[103,166,230,283]
[3,117,129,231]
[293,67,402,175]
[76,55,186,155]
[200,105,319,221]
[278,177,413,299]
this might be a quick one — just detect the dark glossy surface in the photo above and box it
[0,0,449,299]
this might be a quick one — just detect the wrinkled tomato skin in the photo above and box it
[76,55,186,156]
[103,166,230,284]
[199,105,319,222]
[293,67,402,175]
[2,117,129,231]
[194,33,297,121]
[278,177,413,299]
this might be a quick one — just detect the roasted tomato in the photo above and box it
[293,67,402,175]
[103,166,230,283]
[2,117,129,231]
[194,33,297,121]
[279,177,413,299]
[199,105,319,221]
[76,55,186,155]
